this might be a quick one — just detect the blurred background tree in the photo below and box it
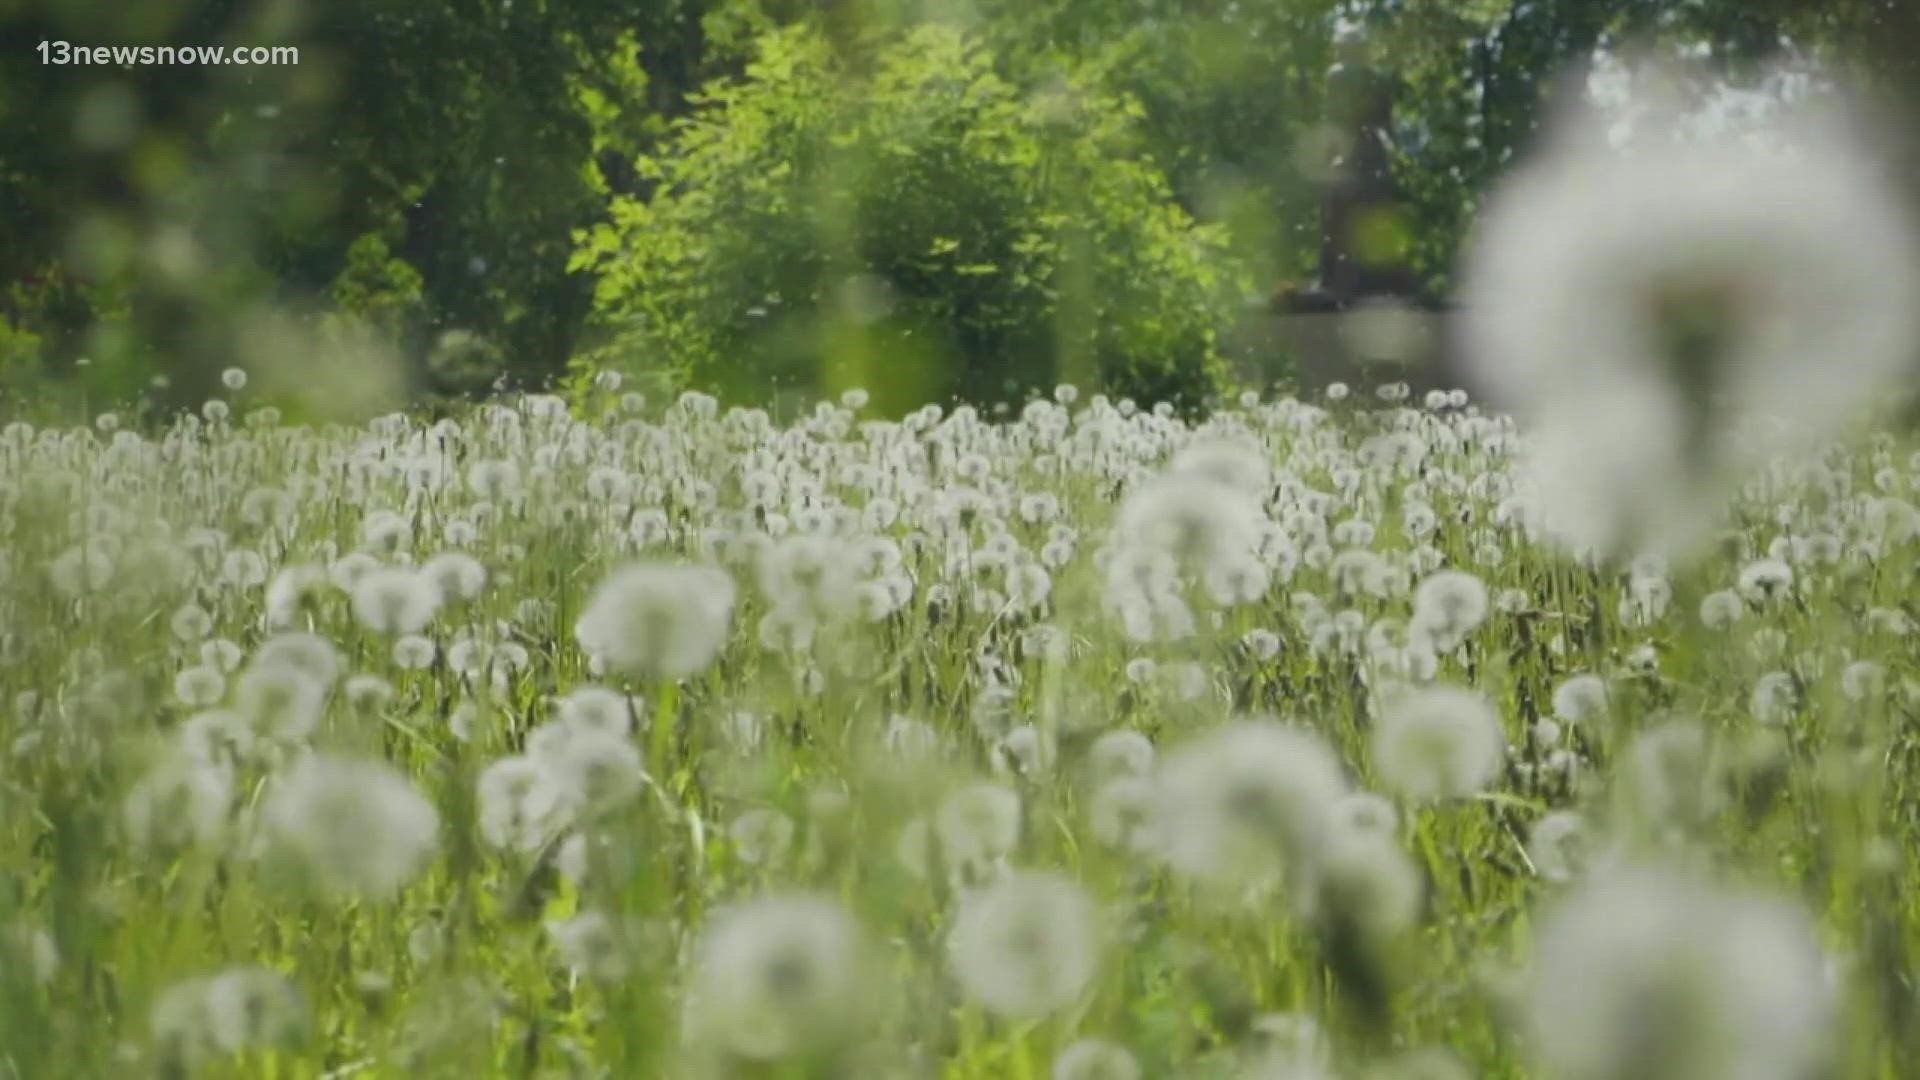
[1,0,1914,416]
[0,0,706,410]
[571,24,1245,412]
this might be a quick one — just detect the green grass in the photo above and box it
[0,390,1913,1078]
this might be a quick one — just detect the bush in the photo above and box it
[571,24,1251,411]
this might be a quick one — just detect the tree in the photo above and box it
[0,0,722,406]
[572,24,1249,411]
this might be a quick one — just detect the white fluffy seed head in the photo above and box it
[756,536,858,622]
[421,551,487,602]
[545,910,651,982]
[1551,673,1611,728]
[684,893,868,1061]
[264,565,329,629]
[1115,473,1259,576]
[1304,828,1423,941]
[1697,589,1746,630]
[1616,719,1725,835]
[1526,866,1832,1080]
[574,561,736,678]
[172,665,226,707]
[169,603,214,643]
[555,685,639,737]
[253,632,342,688]
[1527,810,1590,884]
[1411,569,1490,647]
[527,722,648,818]
[256,754,439,899]
[934,781,1023,872]
[946,869,1102,1019]
[152,967,305,1069]
[1151,718,1349,896]
[1371,685,1505,802]
[1169,437,1270,498]
[1841,659,1886,703]
[125,754,234,854]
[350,566,443,636]
[475,755,570,853]
[233,666,328,743]
[1461,81,1919,561]
[202,966,306,1053]
[1087,729,1155,781]
[1749,671,1798,725]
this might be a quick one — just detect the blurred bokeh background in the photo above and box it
[2,0,1915,419]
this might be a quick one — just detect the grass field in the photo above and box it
[0,381,1913,1079]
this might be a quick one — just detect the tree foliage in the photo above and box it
[573,24,1247,411]
[2,0,1916,412]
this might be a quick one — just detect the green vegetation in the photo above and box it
[5,0,1915,413]
[574,25,1243,410]
[0,385,1916,1078]
[5,3,1920,1077]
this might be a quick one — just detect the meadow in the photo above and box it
[1,369,1916,1079]
[6,14,1920,1074]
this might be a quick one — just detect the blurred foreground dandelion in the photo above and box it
[1526,866,1831,1080]
[946,868,1102,1018]
[255,754,439,899]
[1371,685,1505,802]
[575,561,737,678]
[684,893,868,1062]
[1462,70,1920,559]
[1152,718,1349,896]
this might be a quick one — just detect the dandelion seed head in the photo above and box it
[1749,671,1798,725]
[233,665,328,743]
[727,808,796,866]
[1527,810,1589,884]
[476,755,570,853]
[1088,729,1155,781]
[350,566,442,636]
[1618,719,1725,834]
[1411,569,1490,648]
[1371,685,1505,802]
[554,685,638,738]
[1304,828,1423,941]
[935,781,1023,869]
[529,723,648,817]
[421,551,487,602]
[257,754,439,899]
[545,910,647,982]
[252,632,342,688]
[574,561,736,678]
[947,869,1102,1018]
[172,665,226,707]
[1526,866,1832,1080]
[169,603,213,643]
[125,754,234,853]
[1552,673,1611,728]
[392,634,437,670]
[1462,83,1919,559]
[685,893,868,1061]
[203,966,305,1052]
[1152,718,1349,894]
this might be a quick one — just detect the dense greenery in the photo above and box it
[574,25,1243,410]
[2,384,1919,1077]
[2,0,1915,411]
[6,4,1920,1077]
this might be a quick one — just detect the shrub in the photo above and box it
[571,25,1250,412]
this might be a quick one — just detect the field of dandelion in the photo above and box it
[11,41,1920,1080]
[3,366,1920,1080]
